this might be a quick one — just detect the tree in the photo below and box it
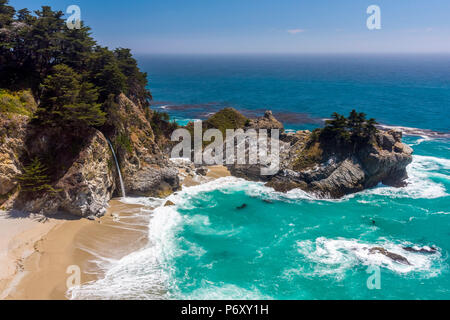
[36,64,105,127]
[16,8,33,23]
[115,48,152,106]
[18,157,55,193]
[0,0,15,27]
[364,118,378,138]
[347,109,366,140]
[60,22,96,71]
[320,110,378,146]
[321,112,350,143]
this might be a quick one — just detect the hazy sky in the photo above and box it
[9,0,450,54]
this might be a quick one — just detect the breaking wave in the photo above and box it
[294,237,443,280]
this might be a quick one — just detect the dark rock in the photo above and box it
[107,94,180,198]
[195,167,209,176]
[402,246,437,254]
[236,204,247,210]
[369,247,411,265]
[165,200,175,207]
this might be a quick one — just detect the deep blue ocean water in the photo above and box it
[70,55,450,300]
[139,54,450,132]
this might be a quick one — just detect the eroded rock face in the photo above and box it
[1,93,180,217]
[222,109,413,199]
[16,130,116,217]
[369,247,411,265]
[0,115,29,207]
[247,110,284,131]
[266,130,413,198]
[107,94,180,197]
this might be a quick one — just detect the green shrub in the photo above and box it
[206,108,248,136]
[116,133,133,154]
[0,89,36,116]
[18,157,57,193]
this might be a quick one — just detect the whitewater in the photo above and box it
[68,135,450,300]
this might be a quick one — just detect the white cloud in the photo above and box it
[287,29,305,35]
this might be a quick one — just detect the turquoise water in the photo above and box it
[70,55,450,300]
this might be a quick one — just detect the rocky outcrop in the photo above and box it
[1,92,180,217]
[106,94,180,197]
[16,130,116,216]
[217,109,413,199]
[0,114,29,207]
[265,129,412,198]
[247,110,284,131]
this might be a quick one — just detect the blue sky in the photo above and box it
[9,0,450,54]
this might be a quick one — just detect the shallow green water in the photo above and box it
[70,136,450,300]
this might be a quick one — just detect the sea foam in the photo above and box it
[295,237,442,279]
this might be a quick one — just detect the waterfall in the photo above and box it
[106,139,126,198]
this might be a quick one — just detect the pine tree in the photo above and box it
[36,64,105,127]
[322,112,350,142]
[0,0,15,27]
[18,157,55,193]
[364,118,378,138]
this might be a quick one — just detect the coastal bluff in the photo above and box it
[0,92,179,217]
[1,102,412,217]
[212,108,413,199]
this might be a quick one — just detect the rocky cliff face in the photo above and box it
[15,130,117,216]
[105,94,180,198]
[0,114,29,207]
[221,110,413,199]
[265,129,413,198]
[0,93,180,217]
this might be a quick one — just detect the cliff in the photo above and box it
[0,92,179,217]
[209,109,413,199]
[0,94,413,216]
[265,129,413,198]
[104,93,179,198]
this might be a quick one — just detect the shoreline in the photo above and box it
[0,165,230,300]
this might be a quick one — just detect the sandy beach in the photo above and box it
[0,165,230,300]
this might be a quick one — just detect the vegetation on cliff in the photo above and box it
[319,110,378,146]
[0,0,179,205]
[17,157,57,193]
[293,110,379,170]
[0,89,36,116]
[0,0,150,128]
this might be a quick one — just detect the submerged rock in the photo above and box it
[1,93,180,217]
[369,247,411,265]
[402,246,437,254]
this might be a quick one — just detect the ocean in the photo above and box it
[70,54,450,300]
